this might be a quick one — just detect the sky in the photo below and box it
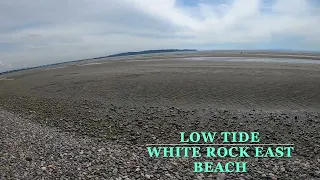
[0,0,319,72]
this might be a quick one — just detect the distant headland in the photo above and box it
[95,49,197,59]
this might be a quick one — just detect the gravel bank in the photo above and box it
[1,108,320,179]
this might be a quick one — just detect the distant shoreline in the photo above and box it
[2,49,320,75]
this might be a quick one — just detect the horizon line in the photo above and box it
[1,48,320,74]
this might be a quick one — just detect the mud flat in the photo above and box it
[1,52,320,179]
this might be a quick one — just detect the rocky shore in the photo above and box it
[1,56,320,179]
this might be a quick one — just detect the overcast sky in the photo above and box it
[0,0,319,72]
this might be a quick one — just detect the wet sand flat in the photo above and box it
[2,58,320,111]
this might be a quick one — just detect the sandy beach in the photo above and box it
[1,52,320,179]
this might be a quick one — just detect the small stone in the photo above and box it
[98,148,105,152]
[300,174,307,178]
[25,157,32,161]
[217,173,226,180]
[172,162,178,166]
[145,174,151,179]
[143,168,147,172]
[112,168,118,175]
[269,173,276,179]
[47,164,56,169]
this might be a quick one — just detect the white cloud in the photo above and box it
[0,0,319,71]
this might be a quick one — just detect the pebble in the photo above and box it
[1,107,320,179]
[145,174,151,179]
[217,173,226,180]
[112,168,118,175]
